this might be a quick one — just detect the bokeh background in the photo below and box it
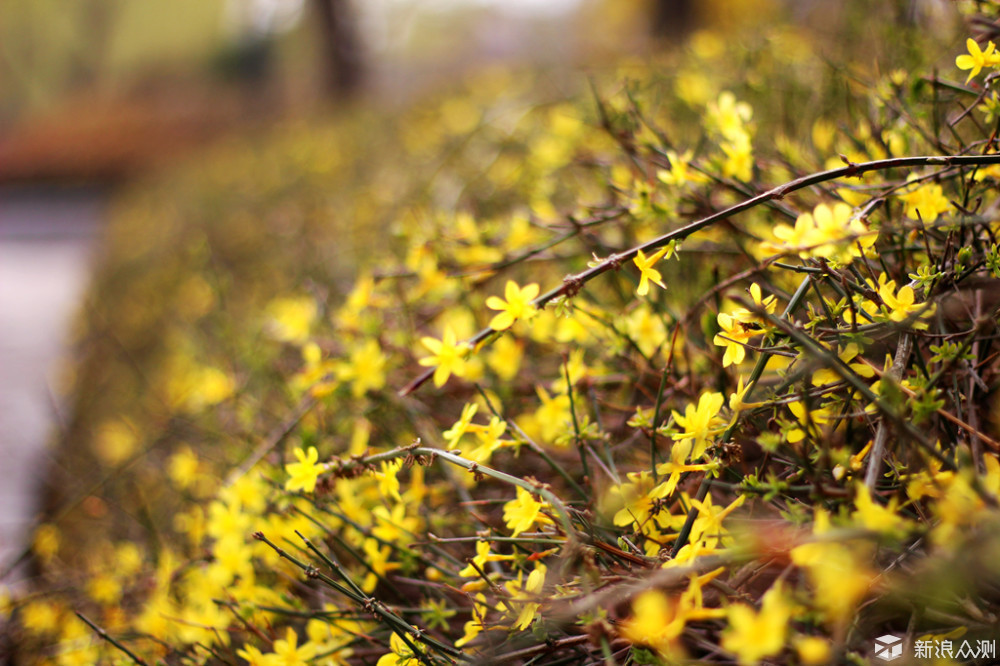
[0,0,957,603]
[0,0,706,588]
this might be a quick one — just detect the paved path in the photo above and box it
[0,186,104,587]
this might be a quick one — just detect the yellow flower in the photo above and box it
[610,471,671,529]
[338,339,387,397]
[671,391,726,461]
[237,645,279,666]
[167,445,201,490]
[619,590,687,657]
[21,600,61,635]
[786,401,833,444]
[466,416,507,464]
[503,487,553,536]
[791,510,874,625]
[362,539,402,592]
[877,274,935,328]
[505,563,547,630]
[633,247,670,296]
[722,583,794,665]
[714,312,755,367]
[85,572,122,605]
[681,493,746,555]
[956,37,1000,83]
[486,280,539,330]
[768,202,875,264]
[708,91,753,141]
[486,334,523,380]
[285,446,324,493]
[376,631,421,666]
[419,326,470,387]
[852,484,908,535]
[94,418,138,466]
[455,594,491,646]
[656,150,708,187]
[712,284,776,367]
[459,540,515,578]
[721,134,754,182]
[899,177,951,222]
[811,343,875,386]
[376,459,403,502]
[33,523,61,565]
[443,403,479,449]
[265,295,317,343]
[532,386,572,444]
[625,305,668,358]
[795,636,832,665]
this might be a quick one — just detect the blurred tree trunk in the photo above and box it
[311,0,364,100]
[650,0,694,39]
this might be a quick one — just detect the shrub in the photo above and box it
[6,2,1000,664]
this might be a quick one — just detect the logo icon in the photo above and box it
[874,635,904,662]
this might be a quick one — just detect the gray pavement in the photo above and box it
[0,186,104,586]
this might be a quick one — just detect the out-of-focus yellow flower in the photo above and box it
[852,484,909,535]
[93,418,138,466]
[265,295,317,343]
[657,150,708,188]
[269,627,318,666]
[722,583,794,665]
[791,510,874,625]
[619,590,687,658]
[419,327,470,387]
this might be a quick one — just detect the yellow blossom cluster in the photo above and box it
[13,9,1000,666]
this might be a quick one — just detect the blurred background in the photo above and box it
[0,0,955,584]
[0,0,692,584]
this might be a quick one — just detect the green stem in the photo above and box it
[673,276,813,557]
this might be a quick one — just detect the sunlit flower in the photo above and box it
[956,37,1000,83]
[767,202,875,264]
[486,280,539,330]
[633,247,670,296]
[671,391,726,461]
[899,176,951,222]
[285,446,324,493]
[503,487,553,536]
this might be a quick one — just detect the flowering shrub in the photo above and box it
[7,3,1000,665]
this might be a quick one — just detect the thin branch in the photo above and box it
[401,154,1000,396]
